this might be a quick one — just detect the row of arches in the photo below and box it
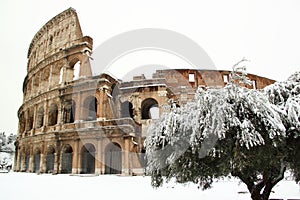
[120,98,159,120]
[19,95,97,133]
[19,143,122,174]
[20,96,160,133]
[25,59,81,100]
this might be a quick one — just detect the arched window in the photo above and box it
[26,109,34,131]
[105,143,122,174]
[25,154,30,172]
[83,96,97,121]
[121,101,134,118]
[81,143,96,174]
[48,103,58,126]
[46,146,55,173]
[65,58,81,82]
[61,145,73,174]
[111,83,118,99]
[19,112,26,133]
[34,148,41,173]
[36,107,44,128]
[59,67,64,84]
[73,61,80,80]
[141,98,159,119]
[63,100,76,123]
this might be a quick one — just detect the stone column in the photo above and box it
[29,154,34,173]
[98,88,104,119]
[123,139,130,175]
[75,94,81,121]
[53,153,58,174]
[32,105,38,130]
[58,100,64,125]
[21,154,26,172]
[72,139,80,174]
[40,153,45,173]
[79,55,92,77]
[95,139,103,175]
[48,65,53,90]
[44,100,49,127]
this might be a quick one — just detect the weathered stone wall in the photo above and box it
[15,8,276,176]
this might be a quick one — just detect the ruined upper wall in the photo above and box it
[27,8,83,71]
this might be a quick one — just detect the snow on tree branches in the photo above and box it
[146,63,300,200]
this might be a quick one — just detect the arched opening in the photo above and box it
[26,109,34,131]
[121,101,134,118]
[111,83,118,99]
[46,146,55,173]
[36,107,44,128]
[63,100,76,123]
[81,143,96,174]
[34,149,41,173]
[141,98,159,119]
[105,143,122,174]
[25,154,30,172]
[19,112,26,133]
[73,61,80,80]
[33,73,40,93]
[48,103,58,126]
[59,67,64,84]
[83,96,98,121]
[61,145,73,174]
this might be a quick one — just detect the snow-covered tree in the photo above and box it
[0,132,16,153]
[264,71,300,182]
[146,64,299,200]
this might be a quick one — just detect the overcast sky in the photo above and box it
[0,0,299,134]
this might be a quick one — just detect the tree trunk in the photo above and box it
[234,162,286,200]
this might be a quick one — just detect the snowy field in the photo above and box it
[0,173,299,200]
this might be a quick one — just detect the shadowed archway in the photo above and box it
[81,143,96,174]
[105,143,122,174]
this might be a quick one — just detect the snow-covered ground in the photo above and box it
[0,173,299,200]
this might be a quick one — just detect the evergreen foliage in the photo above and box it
[146,63,300,200]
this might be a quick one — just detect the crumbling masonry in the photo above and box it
[14,8,275,175]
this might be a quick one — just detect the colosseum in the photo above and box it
[14,8,275,175]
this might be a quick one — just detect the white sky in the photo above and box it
[0,0,300,134]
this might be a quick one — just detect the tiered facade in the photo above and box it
[14,8,275,175]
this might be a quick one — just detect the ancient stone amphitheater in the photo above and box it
[14,8,275,175]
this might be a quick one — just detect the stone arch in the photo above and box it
[63,100,76,123]
[141,98,159,119]
[24,147,31,172]
[61,144,73,174]
[83,96,98,121]
[33,72,40,94]
[68,57,81,81]
[80,143,96,174]
[48,103,58,126]
[41,68,50,92]
[34,147,41,173]
[36,106,44,128]
[105,142,122,174]
[19,112,26,133]
[46,145,55,173]
[51,63,64,87]
[121,101,134,118]
[26,109,34,131]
